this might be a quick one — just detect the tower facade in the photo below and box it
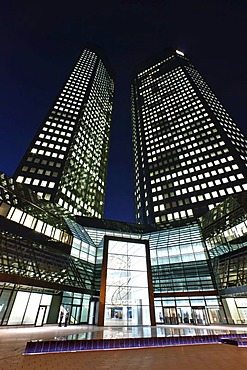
[14,47,114,218]
[131,48,247,225]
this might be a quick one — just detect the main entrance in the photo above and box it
[98,236,155,326]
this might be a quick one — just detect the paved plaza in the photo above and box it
[0,324,247,370]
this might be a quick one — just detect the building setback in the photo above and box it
[14,47,114,219]
[131,48,247,225]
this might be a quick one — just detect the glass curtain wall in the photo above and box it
[0,286,52,326]
[154,296,226,325]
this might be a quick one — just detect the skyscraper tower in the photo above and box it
[132,48,247,225]
[14,47,114,218]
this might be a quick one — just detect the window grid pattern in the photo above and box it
[15,49,97,195]
[14,48,114,218]
[186,66,247,162]
[146,223,214,293]
[56,59,114,217]
[132,50,247,225]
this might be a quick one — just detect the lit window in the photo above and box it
[234,185,242,192]
[16,176,24,183]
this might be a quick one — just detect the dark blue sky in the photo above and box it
[0,0,246,222]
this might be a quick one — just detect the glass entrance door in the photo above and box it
[70,306,81,324]
[191,308,209,325]
[35,305,47,327]
[163,307,179,324]
[89,299,99,325]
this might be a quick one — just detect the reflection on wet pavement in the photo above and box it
[59,325,240,341]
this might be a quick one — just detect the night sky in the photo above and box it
[0,0,246,223]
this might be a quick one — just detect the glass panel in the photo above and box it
[40,294,52,306]
[0,290,12,322]
[104,239,151,326]
[129,256,147,271]
[8,291,30,325]
[23,293,41,324]
[10,208,23,223]
[80,305,89,322]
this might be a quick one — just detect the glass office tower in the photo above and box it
[14,47,114,218]
[132,48,247,225]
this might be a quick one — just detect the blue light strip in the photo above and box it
[24,333,247,354]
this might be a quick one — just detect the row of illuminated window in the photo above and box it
[152,181,246,199]
[16,176,56,188]
[154,296,219,308]
[51,105,80,115]
[30,148,65,158]
[151,184,246,214]
[5,205,71,244]
[148,146,228,172]
[60,92,85,101]
[34,140,68,150]
[38,134,70,146]
[42,127,72,137]
[153,186,246,211]
[154,209,194,224]
[151,162,240,185]
[156,175,245,194]
[57,94,84,104]
[150,242,206,265]
[147,142,226,164]
[146,135,221,157]
[46,118,75,126]
[44,120,75,130]
[54,101,81,110]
